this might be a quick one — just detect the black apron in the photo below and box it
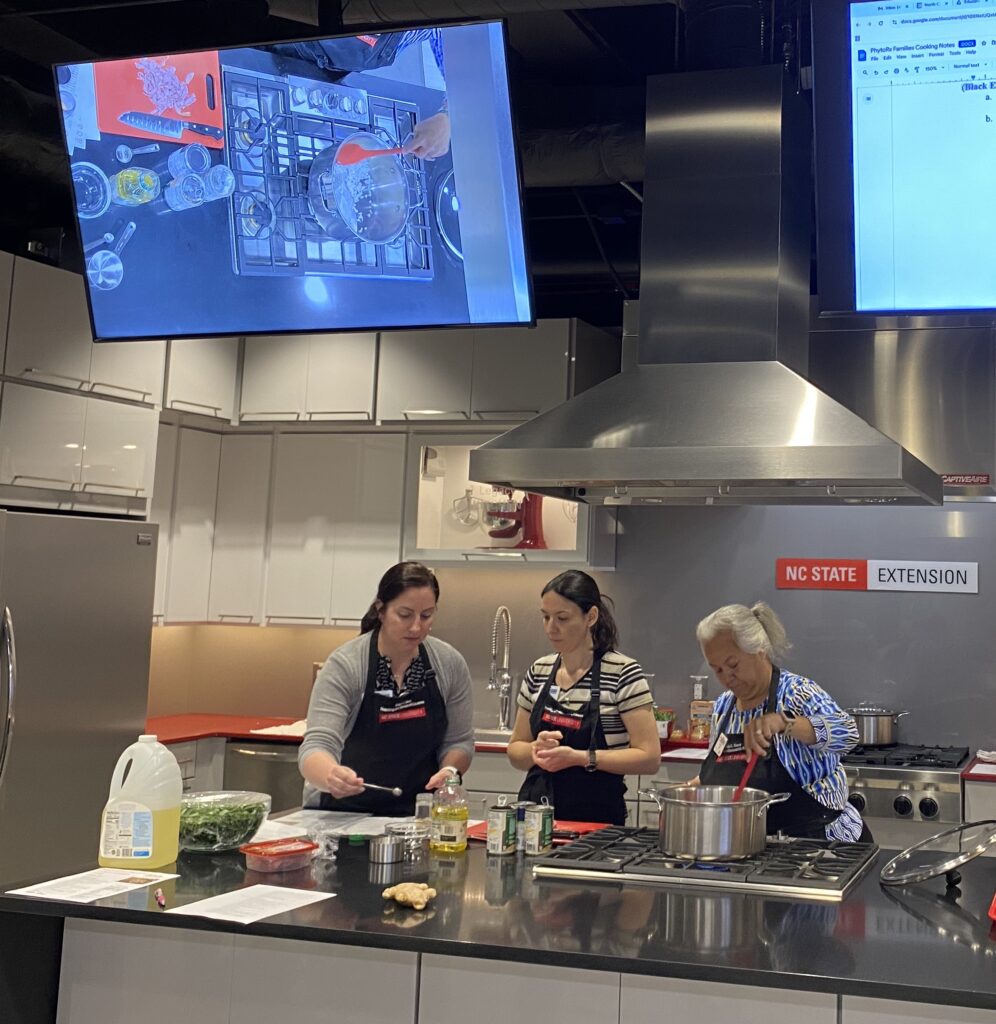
[271,34,406,81]
[517,655,627,826]
[319,629,447,817]
[699,664,844,840]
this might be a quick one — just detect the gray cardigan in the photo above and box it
[299,632,475,807]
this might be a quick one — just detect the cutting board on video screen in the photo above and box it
[94,51,223,148]
[467,820,610,845]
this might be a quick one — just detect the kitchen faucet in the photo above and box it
[488,606,513,732]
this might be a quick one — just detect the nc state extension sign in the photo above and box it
[776,558,978,594]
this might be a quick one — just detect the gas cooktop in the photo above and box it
[531,827,879,902]
[842,745,969,769]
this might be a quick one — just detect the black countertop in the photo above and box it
[3,844,996,1011]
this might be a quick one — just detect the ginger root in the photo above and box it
[382,882,437,910]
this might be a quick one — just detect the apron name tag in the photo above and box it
[378,705,428,724]
[541,710,583,731]
[712,733,728,757]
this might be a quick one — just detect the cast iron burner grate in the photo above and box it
[843,745,969,769]
[531,827,879,901]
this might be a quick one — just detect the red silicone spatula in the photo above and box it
[336,141,405,165]
[732,751,760,803]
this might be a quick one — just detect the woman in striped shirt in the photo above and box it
[506,571,660,825]
[696,602,871,843]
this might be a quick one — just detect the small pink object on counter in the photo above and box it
[240,837,318,873]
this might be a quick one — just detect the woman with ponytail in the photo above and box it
[299,561,474,815]
[507,571,659,825]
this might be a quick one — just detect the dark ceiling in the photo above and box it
[0,0,808,330]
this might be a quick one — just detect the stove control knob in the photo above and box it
[292,87,307,105]
[341,96,353,113]
[919,797,939,819]
[354,98,367,115]
[894,795,914,817]
[848,792,866,813]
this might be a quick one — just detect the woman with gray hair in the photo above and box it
[694,602,870,843]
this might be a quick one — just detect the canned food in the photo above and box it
[524,801,554,855]
[514,800,531,852]
[486,803,517,855]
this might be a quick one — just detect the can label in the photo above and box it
[486,805,517,855]
[524,803,554,855]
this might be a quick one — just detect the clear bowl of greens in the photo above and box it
[179,791,272,853]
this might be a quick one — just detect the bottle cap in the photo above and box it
[139,734,158,742]
[349,834,366,845]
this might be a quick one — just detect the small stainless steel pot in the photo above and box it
[639,783,791,860]
[846,705,909,746]
[369,835,405,864]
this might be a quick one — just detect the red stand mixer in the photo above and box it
[482,488,548,549]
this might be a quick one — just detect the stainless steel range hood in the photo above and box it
[470,66,943,506]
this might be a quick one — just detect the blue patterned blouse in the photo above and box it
[711,670,864,842]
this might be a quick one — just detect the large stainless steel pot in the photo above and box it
[639,784,790,860]
[845,704,909,746]
[307,131,417,244]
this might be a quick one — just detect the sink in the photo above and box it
[475,727,514,744]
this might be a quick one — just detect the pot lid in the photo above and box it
[880,820,996,886]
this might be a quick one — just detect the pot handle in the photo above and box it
[755,792,791,818]
[638,788,664,810]
[893,711,910,720]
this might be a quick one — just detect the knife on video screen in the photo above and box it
[119,111,224,140]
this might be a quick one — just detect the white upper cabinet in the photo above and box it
[0,251,13,372]
[164,428,221,622]
[240,336,309,421]
[4,258,165,404]
[265,433,339,624]
[0,382,85,491]
[304,333,377,421]
[376,330,475,422]
[470,320,571,420]
[327,434,405,620]
[6,258,94,389]
[89,340,166,406]
[208,434,273,623]
[239,333,377,422]
[165,337,239,421]
[79,399,159,498]
[150,423,178,620]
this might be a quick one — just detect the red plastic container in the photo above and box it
[239,837,318,873]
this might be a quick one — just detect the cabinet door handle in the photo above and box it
[239,410,302,420]
[168,399,223,415]
[214,613,255,622]
[461,550,527,561]
[264,615,327,624]
[10,474,78,490]
[401,409,471,419]
[20,367,88,390]
[80,481,144,495]
[228,747,300,763]
[0,607,17,793]
[472,409,540,419]
[305,410,372,420]
[89,379,154,402]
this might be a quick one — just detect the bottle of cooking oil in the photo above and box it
[430,772,469,853]
[98,735,182,870]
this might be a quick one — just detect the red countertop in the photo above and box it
[962,757,996,783]
[147,714,300,744]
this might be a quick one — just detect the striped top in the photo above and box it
[516,651,654,750]
[711,670,864,842]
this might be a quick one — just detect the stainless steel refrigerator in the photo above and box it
[0,511,157,885]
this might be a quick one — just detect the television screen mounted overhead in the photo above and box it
[813,0,996,315]
[55,21,532,340]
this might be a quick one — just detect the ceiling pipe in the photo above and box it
[518,124,644,188]
[340,0,669,24]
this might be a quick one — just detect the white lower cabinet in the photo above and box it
[0,383,85,491]
[208,434,272,623]
[420,954,620,1024]
[842,996,996,1024]
[164,428,220,622]
[230,935,416,1024]
[58,921,234,1024]
[964,781,996,825]
[621,975,836,1024]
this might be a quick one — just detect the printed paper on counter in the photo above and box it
[166,884,335,925]
[249,819,310,842]
[6,868,178,903]
[968,764,996,778]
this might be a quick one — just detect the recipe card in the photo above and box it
[167,884,335,925]
[6,868,178,904]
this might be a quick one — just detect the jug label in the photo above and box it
[100,801,153,859]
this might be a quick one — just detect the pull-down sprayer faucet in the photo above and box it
[488,606,513,731]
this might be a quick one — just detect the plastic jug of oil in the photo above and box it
[430,772,469,853]
[98,734,182,870]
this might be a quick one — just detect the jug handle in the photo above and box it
[756,792,791,817]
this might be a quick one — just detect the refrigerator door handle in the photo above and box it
[0,606,17,789]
